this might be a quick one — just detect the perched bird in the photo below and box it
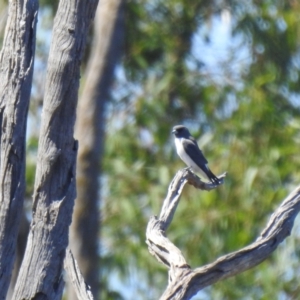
[172,125,220,185]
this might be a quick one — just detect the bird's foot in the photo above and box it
[211,178,222,186]
[184,166,192,172]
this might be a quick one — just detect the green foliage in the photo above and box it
[25,136,38,198]
[102,0,300,299]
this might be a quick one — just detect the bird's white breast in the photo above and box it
[174,137,185,159]
[174,137,210,180]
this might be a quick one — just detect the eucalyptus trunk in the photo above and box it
[13,0,99,298]
[0,1,38,298]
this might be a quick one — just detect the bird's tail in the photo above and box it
[207,169,221,185]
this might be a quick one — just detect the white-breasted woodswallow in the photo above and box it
[172,125,220,185]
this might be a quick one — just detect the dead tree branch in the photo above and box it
[146,168,300,300]
[64,248,94,300]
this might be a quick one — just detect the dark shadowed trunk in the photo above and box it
[68,0,125,298]
[7,212,30,299]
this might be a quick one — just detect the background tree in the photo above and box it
[69,0,125,299]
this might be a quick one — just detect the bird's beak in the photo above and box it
[172,129,176,134]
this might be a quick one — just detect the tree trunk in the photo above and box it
[12,0,99,298]
[0,1,38,298]
[7,212,30,299]
[68,1,125,298]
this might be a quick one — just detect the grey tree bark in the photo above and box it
[68,0,125,299]
[0,0,38,298]
[7,212,30,299]
[12,0,99,298]
[146,169,300,300]
[64,248,94,300]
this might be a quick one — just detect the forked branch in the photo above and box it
[146,169,300,300]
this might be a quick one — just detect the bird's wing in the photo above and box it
[182,138,208,165]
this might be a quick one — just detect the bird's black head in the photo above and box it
[172,125,191,138]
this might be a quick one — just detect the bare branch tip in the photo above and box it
[182,169,227,191]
